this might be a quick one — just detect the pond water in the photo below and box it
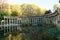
[0,26,59,40]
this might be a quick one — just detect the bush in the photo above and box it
[0,11,9,21]
[21,22,31,27]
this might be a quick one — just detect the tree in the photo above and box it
[0,11,9,21]
[11,11,18,16]
[0,2,11,16]
[21,3,42,16]
[0,3,10,13]
[45,10,52,14]
[10,4,22,16]
[54,4,60,10]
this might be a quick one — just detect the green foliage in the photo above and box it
[21,22,59,40]
[45,10,52,14]
[0,11,9,21]
[11,11,18,16]
[21,22,31,27]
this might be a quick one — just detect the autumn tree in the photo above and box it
[10,4,22,16]
[0,3,46,17]
[54,4,60,10]
[21,3,43,16]
[0,3,10,12]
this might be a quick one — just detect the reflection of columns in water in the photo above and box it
[9,17,11,33]
[12,18,13,32]
[15,18,18,32]
[4,16,5,34]
[7,18,8,33]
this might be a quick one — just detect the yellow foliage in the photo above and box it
[21,3,44,16]
[40,9,47,14]
[54,3,60,10]
[0,3,11,15]
[10,4,22,16]
[0,3,47,16]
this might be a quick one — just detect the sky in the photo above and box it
[7,0,59,10]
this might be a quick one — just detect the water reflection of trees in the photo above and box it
[0,23,59,40]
